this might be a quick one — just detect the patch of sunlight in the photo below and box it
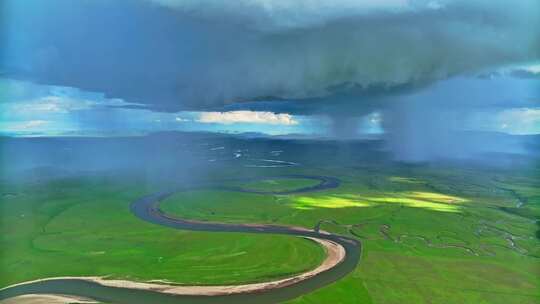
[407,191,467,203]
[291,195,372,210]
[388,176,424,184]
[365,196,460,213]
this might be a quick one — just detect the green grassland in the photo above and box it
[1,161,539,304]
[240,177,322,192]
[0,177,325,288]
[160,167,540,304]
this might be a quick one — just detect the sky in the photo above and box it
[1,0,539,160]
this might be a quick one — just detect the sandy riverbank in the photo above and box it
[0,237,345,297]
[0,294,98,304]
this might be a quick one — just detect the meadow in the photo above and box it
[160,164,540,304]
[1,135,539,304]
[0,176,325,288]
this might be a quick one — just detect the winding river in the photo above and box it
[0,175,361,304]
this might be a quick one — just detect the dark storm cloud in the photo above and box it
[2,0,539,161]
[2,0,539,113]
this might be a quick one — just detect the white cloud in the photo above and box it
[27,96,92,113]
[497,62,540,77]
[197,111,298,125]
[485,108,540,135]
[2,96,74,114]
[175,117,189,122]
[499,108,540,123]
[520,63,540,74]
[3,120,49,131]
[369,112,382,124]
[5,95,138,115]
[22,120,49,129]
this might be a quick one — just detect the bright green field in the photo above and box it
[2,163,539,304]
[160,166,540,304]
[0,177,325,288]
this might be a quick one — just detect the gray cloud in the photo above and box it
[2,0,539,161]
[2,0,539,111]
